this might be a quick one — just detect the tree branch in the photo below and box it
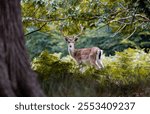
[23,14,102,23]
[25,23,47,36]
[111,24,127,37]
[135,14,150,22]
[124,22,144,40]
[23,17,66,22]
[124,27,137,40]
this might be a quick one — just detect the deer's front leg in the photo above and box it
[89,55,100,69]
[77,61,85,72]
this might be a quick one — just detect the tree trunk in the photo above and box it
[0,0,45,96]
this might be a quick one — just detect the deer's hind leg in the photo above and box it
[89,55,100,69]
[96,60,104,69]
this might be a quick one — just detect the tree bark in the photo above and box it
[0,0,45,96]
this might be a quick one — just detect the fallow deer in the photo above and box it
[61,26,104,70]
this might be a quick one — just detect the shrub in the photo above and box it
[32,48,150,96]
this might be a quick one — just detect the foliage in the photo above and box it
[22,0,150,36]
[26,26,150,59]
[32,48,150,96]
[25,30,67,59]
[23,0,150,58]
[22,0,150,97]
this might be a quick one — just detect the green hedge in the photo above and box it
[32,48,150,96]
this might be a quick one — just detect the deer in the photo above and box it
[61,25,104,70]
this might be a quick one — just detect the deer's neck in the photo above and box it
[68,48,74,57]
[68,44,75,57]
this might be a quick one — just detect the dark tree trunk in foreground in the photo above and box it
[0,0,45,96]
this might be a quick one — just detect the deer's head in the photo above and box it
[61,25,84,50]
[64,36,78,51]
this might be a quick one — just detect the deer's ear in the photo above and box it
[74,37,78,42]
[64,37,68,42]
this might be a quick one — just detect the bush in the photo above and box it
[32,48,150,96]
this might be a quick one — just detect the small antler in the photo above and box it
[74,24,84,38]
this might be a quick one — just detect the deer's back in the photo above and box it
[74,47,100,63]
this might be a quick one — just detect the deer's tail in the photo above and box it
[96,49,104,68]
[97,49,103,60]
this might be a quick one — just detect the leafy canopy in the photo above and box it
[22,0,150,36]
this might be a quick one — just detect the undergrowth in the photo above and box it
[32,48,150,96]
